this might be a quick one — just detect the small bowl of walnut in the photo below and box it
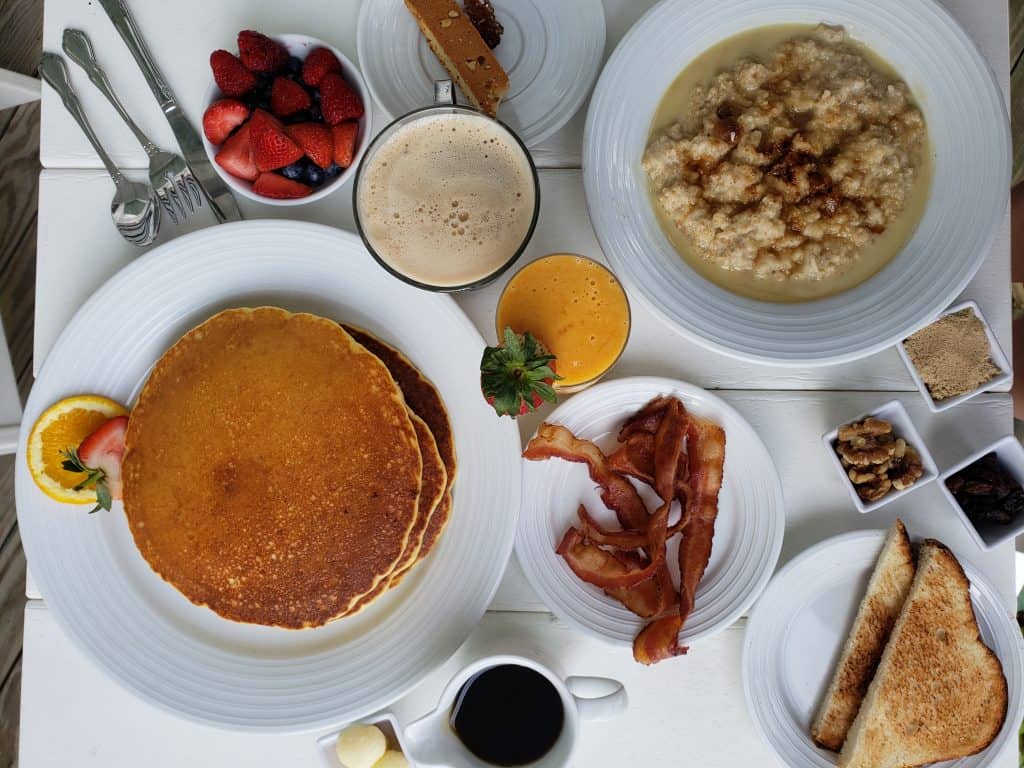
[822,401,938,513]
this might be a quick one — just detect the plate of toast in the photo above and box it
[743,520,1024,768]
[356,0,605,146]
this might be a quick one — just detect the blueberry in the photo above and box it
[288,110,312,124]
[281,162,306,181]
[255,98,271,113]
[305,164,325,187]
[309,103,322,122]
[256,72,273,91]
[310,89,321,103]
[287,55,303,75]
[323,163,342,180]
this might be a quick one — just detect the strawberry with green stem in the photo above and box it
[59,415,128,513]
[481,327,562,417]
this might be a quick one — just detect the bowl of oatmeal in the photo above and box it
[583,0,1010,365]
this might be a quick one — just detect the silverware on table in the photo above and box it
[39,52,160,247]
[63,28,202,226]
[97,0,243,223]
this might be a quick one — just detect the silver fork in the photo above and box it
[62,28,202,226]
[39,52,160,247]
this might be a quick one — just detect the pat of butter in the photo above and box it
[336,724,387,768]
[373,751,410,768]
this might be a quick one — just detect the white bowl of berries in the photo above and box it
[201,30,371,204]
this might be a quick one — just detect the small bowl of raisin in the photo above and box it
[939,435,1024,550]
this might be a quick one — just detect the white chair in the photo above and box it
[0,316,21,455]
[0,68,40,111]
[0,68,39,453]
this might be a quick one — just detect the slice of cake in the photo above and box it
[404,0,509,117]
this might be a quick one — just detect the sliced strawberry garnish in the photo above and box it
[249,109,303,172]
[202,98,250,144]
[302,47,343,87]
[215,121,258,181]
[253,172,313,199]
[237,30,289,74]
[320,73,364,125]
[210,50,257,97]
[61,415,129,511]
[270,77,311,118]
[286,123,333,169]
[331,122,359,168]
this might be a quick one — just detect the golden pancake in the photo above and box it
[122,308,423,628]
[343,411,447,616]
[341,325,456,485]
[341,325,456,574]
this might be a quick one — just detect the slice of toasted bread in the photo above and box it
[404,0,509,117]
[838,540,1008,768]
[811,520,916,751]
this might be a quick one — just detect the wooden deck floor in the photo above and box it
[0,1,1020,767]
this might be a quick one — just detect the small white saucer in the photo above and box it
[356,0,605,146]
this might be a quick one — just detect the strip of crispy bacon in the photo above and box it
[576,505,684,550]
[524,423,649,530]
[608,411,692,508]
[634,414,726,665]
[618,395,673,441]
[556,527,674,618]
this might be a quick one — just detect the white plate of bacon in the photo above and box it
[517,376,785,663]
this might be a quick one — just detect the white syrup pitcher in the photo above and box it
[401,654,627,768]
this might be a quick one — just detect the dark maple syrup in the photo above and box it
[450,664,564,766]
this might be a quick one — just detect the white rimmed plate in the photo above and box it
[15,221,521,732]
[743,530,1024,767]
[356,0,605,147]
[583,0,1010,365]
[516,376,785,647]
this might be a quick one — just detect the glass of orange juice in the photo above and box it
[495,254,631,393]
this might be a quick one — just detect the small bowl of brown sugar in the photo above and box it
[897,301,1011,413]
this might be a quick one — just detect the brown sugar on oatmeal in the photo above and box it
[643,25,927,282]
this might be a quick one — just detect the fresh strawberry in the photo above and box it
[215,121,258,181]
[331,122,359,168]
[253,172,312,199]
[286,123,333,169]
[319,73,364,125]
[202,98,250,144]
[210,50,257,97]
[237,30,289,74]
[480,327,562,418]
[249,109,303,171]
[60,415,129,512]
[302,47,342,87]
[270,77,311,117]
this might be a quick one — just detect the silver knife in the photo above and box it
[97,0,242,223]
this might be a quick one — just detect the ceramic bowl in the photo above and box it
[822,400,938,514]
[896,300,1012,413]
[583,0,1010,365]
[201,33,372,206]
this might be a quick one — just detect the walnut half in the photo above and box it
[834,417,923,503]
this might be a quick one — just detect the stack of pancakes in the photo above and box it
[122,307,456,629]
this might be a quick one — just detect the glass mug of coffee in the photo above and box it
[353,81,540,292]
[401,654,627,768]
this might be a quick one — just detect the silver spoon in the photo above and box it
[39,51,160,247]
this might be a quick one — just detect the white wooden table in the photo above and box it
[22,0,1016,766]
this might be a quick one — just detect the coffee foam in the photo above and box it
[357,112,536,287]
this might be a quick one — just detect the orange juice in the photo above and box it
[496,254,630,390]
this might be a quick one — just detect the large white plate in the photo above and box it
[583,0,1010,365]
[516,376,785,647]
[14,221,521,732]
[743,530,1024,767]
[356,0,605,147]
